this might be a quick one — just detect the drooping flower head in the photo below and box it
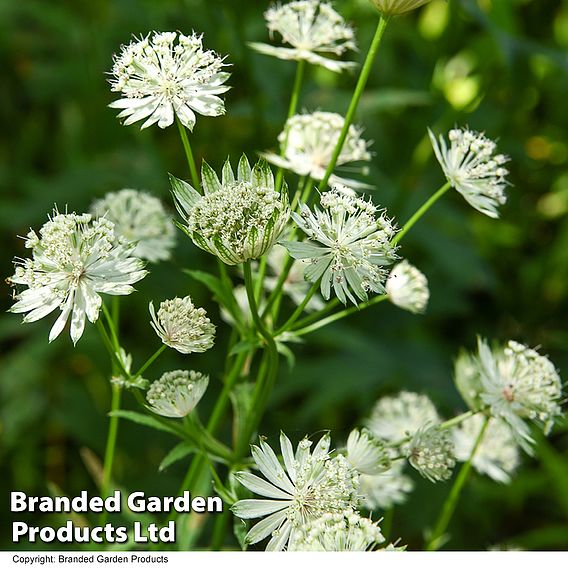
[263,112,372,190]
[250,1,357,73]
[8,210,147,345]
[359,462,414,510]
[386,260,429,314]
[369,0,432,16]
[146,369,209,418]
[171,156,290,265]
[149,296,215,354]
[455,338,563,453]
[429,127,510,218]
[366,391,440,445]
[288,511,385,551]
[452,415,519,484]
[90,189,175,263]
[346,428,391,475]
[406,425,456,483]
[109,31,230,130]
[231,432,359,550]
[282,188,398,305]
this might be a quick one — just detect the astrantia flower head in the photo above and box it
[346,428,391,475]
[289,511,385,551]
[282,188,398,305]
[429,127,510,218]
[457,338,563,453]
[386,260,429,314]
[407,425,456,483]
[231,432,359,550]
[263,112,372,190]
[149,296,215,354]
[146,369,208,418]
[171,156,290,265]
[90,189,175,263]
[452,415,519,483]
[366,391,440,445]
[250,1,356,73]
[109,31,230,130]
[369,0,432,16]
[8,210,147,345]
[359,462,414,510]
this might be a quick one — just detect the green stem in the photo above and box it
[99,383,122,525]
[317,16,390,192]
[210,509,230,550]
[177,118,200,189]
[131,344,167,380]
[288,294,388,338]
[275,280,320,334]
[426,416,490,551]
[275,59,306,192]
[438,409,479,431]
[393,181,452,246]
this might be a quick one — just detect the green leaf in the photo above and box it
[230,383,255,452]
[169,173,201,217]
[184,269,226,303]
[201,161,222,194]
[159,442,197,472]
[109,410,180,436]
[237,154,251,182]
[276,342,296,370]
[229,339,259,356]
[222,157,235,185]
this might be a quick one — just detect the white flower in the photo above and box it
[429,127,510,218]
[109,31,230,130]
[366,391,440,445]
[369,0,432,16]
[386,260,429,314]
[407,425,456,483]
[90,189,175,263]
[146,369,208,418]
[8,210,147,345]
[250,1,357,73]
[231,432,359,550]
[171,156,290,265]
[263,112,372,190]
[282,188,398,305]
[346,429,391,475]
[359,462,414,510]
[288,510,385,551]
[452,415,519,483]
[459,338,563,453]
[149,296,215,354]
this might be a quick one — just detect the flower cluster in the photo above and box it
[346,428,391,475]
[263,112,371,190]
[172,156,290,265]
[231,432,359,550]
[149,296,215,354]
[282,188,398,304]
[386,260,429,314]
[250,0,356,73]
[146,369,209,418]
[369,0,433,16]
[429,127,510,218]
[109,31,230,130]
[406,425,456,483]
[8,210,147,344]
[90,189,176,263]
[455,338,562,452]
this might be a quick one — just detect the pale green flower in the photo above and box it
[146,370,209,418]
[109,31,229,130]
[171,156,289,265]
[369,0,432,16]
[429,127,510,218]
[407,425,456,483]
[346,428,391,475]
[232,432,359,550]
[282,188,398,305]
[386,260,429,314]
[250,1,356,73]
[8,210,147,345]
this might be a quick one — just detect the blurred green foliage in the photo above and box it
[1,0,567,551]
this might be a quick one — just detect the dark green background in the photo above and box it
[1,0,567,551]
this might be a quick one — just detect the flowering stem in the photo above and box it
[176,118,200,189]
[275,279,320,334]
[392,181,452,245]
[426,415,490,551]
[131,344,167,381]
[275,59,306,192]
[287,294,388,338]
[317,15,390,193]
[438,409,479,431]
